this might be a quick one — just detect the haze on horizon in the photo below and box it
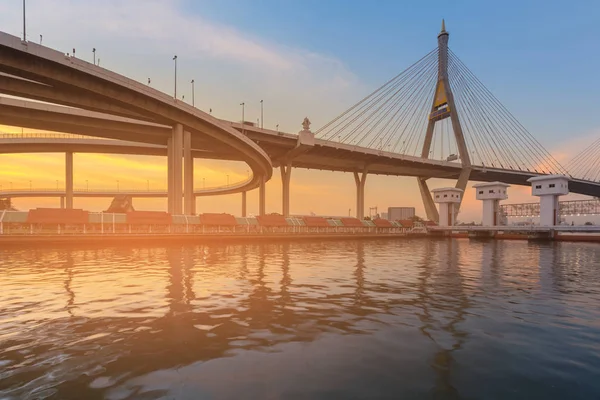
[0,0,598,222]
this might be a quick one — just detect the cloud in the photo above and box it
[0,0,365,133]
[548,128,600,171]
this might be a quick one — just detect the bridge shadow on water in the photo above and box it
[1,239,600,399]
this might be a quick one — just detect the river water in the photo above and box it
[1,239,599,399]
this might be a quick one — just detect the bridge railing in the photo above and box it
[0,180,254,194]
[0,132,102,140]
[501,198,600,217]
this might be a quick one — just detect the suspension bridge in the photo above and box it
[1,21,599,221]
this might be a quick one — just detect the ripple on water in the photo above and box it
[0,240,599,399]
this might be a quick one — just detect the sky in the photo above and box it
[0,0,599,221]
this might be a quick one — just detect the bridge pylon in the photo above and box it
[419,20,471,223]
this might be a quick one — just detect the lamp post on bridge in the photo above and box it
[240,102,245,135]
[260,99,263,129]
[93,48,96,65]
[22,0,26,42]
[173,55,178,99]
[191,79,195,107]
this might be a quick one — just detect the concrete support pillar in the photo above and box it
[454,167,471,219]
[353,169,367,219]
[170,124,184,215]
[183,130,194,215]
[167,136,173,213]
[259,176,266,216]
[417,177,439,222]
[280,163,292,217]
[65,151,73,209]
[241,191,247,217]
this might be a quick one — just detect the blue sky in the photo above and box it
[0,0,598,220]
[187,0,600,140]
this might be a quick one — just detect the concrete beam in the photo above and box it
[280,128,315,164]
[0,74,158,122]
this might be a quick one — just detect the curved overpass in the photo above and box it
[0,31,272,214]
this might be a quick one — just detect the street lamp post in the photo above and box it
[191,79,195,107]
[240,102,245,135]
[260,99,263,129]
[93,48,96,65]
[22,0,26,42]
[173,55,178,99]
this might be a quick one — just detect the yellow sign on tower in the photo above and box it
[433,80,448,108]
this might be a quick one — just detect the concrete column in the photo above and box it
[241,191,247,217]
[259,176,266,216]
[482,200,498,226]
[540,196,559,227]
[183,130,194,215]
[170,124,184,215]
[353,169,367,219]
[65,152,73,209]
[280,163,292,217]
[167,136,173,213]
[417,177,439,222]
[454,167,471,219]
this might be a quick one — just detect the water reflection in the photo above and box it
[1,239,599,399]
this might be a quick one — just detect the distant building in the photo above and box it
[380,212,388,220]
[387,207,415,221]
